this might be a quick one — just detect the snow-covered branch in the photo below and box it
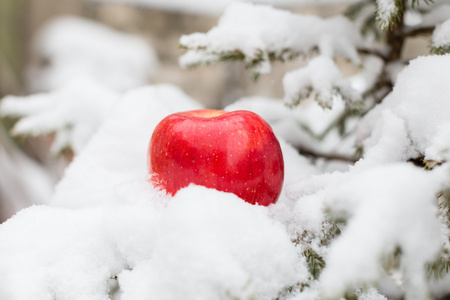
[179,2,363,75]
[1,79,119,155]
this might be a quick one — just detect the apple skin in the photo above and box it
[147,109,284,206]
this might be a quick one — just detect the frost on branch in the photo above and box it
[283,56,361,109]
[179,2,362,75]
[0,79,119,155]
[431,19,450,55]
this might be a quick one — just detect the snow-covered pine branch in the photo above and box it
[1,79,119,155]
[179,2,363,74]
[179,2,367,109]
[375,0,403,30]
[283,56,362,109]
[431,19,450,54]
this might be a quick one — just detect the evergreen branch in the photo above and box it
[411,0,434,9]
[382,246,402,272]
[344,0,374,21]
[376,0,405,31]
[408,155,444,170]
[275,282,309,300]
[427,251,450,280]
[303,248,326,280]
[404,27,434,37]
[431,45,450,55]
[427,192,450,280]
[296,145,359,163]
[320,221,342,246]
[362,14,383,41]
[180,47,300,77]
[357,47,388,61]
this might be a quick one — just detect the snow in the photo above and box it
[0,84,315,300]
[356,287,388,300]
[27,16,158,93]
[50,84,203,208]
[319,164,445,299]
[375,0,398,30]
[118,186,306,300]
[432,19,450,51]
[1,73,450,299]
[1,79,120,155]
[225,95,357,158]
[0,185,307,300]
[0,126,55,220]
[348,55,384,95]
[285,55,450,300]
[283,56,361,109]
[408,4,450,30]
[179,2,362,74]
[3,2,450,299]
[357,55,450,162]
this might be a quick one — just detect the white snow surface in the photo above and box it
[285,54,450,300]
[376,0,398,30]
[1,79,119,155]
[179,2,362,74]
[319,164,445,299]
[407,4,450,30]
[283,56,361,108]
[28,16,158,93]
[357,54,450,162]
[0,186,306,300]
[432,18,450,50]
[50,84,203,208]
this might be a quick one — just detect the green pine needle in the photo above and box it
[431,46,450,55]
[427,252,450,280]
[411,0,434,9]
[303,248,326,280]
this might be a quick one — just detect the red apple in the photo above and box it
[147,109,284,206]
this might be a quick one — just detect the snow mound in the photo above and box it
[120,185,307,300]
[0,184,306,300]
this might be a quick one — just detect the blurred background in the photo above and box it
[0,0,355,105]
